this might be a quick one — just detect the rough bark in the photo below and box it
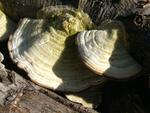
[78,0,147,25]
[0,0,77,20]
[0,69,98,113]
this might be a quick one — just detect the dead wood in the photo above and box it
[0,69,98,113]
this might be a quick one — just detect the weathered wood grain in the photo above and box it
[0,0,77,20]
[78,0,145,25]
[0,69,98,113]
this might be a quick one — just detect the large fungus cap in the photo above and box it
[8,9,106,92]
[76,20,142,79]
[0,10,16,41]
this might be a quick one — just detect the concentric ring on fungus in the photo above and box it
[76,20,142,79]
[8,9,106,92]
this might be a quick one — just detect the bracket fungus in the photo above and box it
[65,85,102,108]
[0,10,16,41]
[76,20,142,79]
[8,9,106,92]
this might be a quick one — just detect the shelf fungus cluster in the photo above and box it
[8,8,106,92]
[0,3,143,108]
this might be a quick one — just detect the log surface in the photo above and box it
[0,69,98,113]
